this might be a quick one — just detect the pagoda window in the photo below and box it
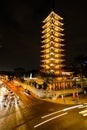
[55,66,60,69]
[45,55,50,58]
[55,60,58,64]
[45,39,50,43]
[45,50,50,53]
[54,27,58,31]
[46,44,50,48]
[54,43,59,47]
[55,54,59,58]
[54,49,59,53]
[45,60,50,64]
[46,65,50,69]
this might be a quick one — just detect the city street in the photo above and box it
[0,81,87,130]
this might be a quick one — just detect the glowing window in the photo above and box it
[54,49,58,53]
[55,66,60,69]
[46,39,50,43]
[46,65,50,69]
[45,55,50,58]
[46,60,50,64]
[45,50,50,53]
[55,55,59,58]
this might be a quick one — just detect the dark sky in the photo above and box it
[0,0,87,71]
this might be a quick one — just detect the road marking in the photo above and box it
[41,109,63,119]
[34,112,68,128]
[79,109,87,114]
[83,113,87,116]
[42,104,83,119]
[63,104,83,111]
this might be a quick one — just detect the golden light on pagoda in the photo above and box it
[40,11,65,75]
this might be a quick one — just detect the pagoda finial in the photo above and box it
[51,0,55,11]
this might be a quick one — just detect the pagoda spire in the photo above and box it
[51,0,55,11]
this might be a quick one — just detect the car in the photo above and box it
[24,89,30,95]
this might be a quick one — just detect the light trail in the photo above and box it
[41,109,63,119]
[63,104,83,111]
[34,112,68,128]
[41,104,83,119]
[79,109,87,114]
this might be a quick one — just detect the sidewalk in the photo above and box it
[43,94,87,105]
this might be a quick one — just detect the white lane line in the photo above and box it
[83,113,87,116]
[41,110,63,119]
[34,112,68,128]
[42,104,83,119]
[63,104,83,111]
[79,109,87,114]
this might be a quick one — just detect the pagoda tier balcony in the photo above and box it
[41,63,64,67]
[41,42,64,48]
[41,44,64,49]
[42,19,63,29]
[41,62,65,66]
[53,43,64,48]
[42,32,64,39]
[41,58,64,62]
[42,70,63,75]
[41,45,63,49]
[42,25,64,34]
[42,35,64,45]
[41,70,62,75]
[43,11,63,23]
[42,23,64,33]
[41,67,64,71]
[40,53,64,58]
[41,53,65,57]
[41,54,64,58]
[42,37,64,43]
[41,60,64,64]
[41,52,57,55]
[54,55,64,58]
[40,65,50,69]
[42,31,64,39]
[41,57,64,61]
[41,48,64,53]
[41,44,51,48]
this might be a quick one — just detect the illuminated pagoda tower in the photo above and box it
[40,11,65,75]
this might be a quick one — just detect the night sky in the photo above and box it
[0,0,87,71]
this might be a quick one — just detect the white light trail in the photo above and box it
[63,104,83,111]
[34,112,68,128]
[41,109,63,119]
[42,104,83,119]
[79,109,87,114]
[83,113,87,116]
[34,104,84,128]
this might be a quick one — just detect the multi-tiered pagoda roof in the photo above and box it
[40,11,65,75]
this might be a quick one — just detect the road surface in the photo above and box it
[0,80,87,130]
